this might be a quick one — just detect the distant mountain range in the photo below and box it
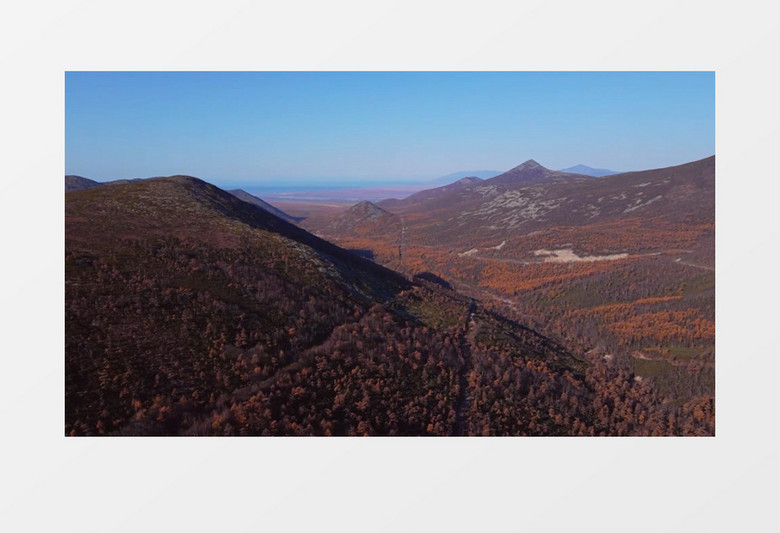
[318,157,714,254]
[559,164,620,177]
[429,164,618,185]
[372,156,714,248]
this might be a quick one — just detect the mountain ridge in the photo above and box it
[373,155,714,248]
[559,164,619,177]
[429,170,501,184]
[377,158,591,215]
[65,175,146,192]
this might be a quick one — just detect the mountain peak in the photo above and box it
[344,200,392,220]
[350,200,385,214]
[486,159,564,187]
[502,159,549,174]
[321,200,401,238]
[518,159,543,169]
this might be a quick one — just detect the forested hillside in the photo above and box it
[65,176,713,435]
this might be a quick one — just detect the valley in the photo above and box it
[301,157,715,415]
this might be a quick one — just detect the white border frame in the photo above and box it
[2,1,778,532]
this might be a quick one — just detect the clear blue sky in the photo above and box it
[65,71,714,188]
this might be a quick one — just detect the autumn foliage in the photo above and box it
[65,175,714,436]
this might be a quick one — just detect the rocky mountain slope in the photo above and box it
[376,156,714,256]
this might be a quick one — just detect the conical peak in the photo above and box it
[518,159,543,169]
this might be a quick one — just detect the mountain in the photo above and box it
[228,188,303,224]
[376,159,592,230]
[559,164,619,177]
[456,155,714,236]
[65,175,102,192]
[311,200,402,241]
[429,170,501,184]
[66,176,413,436]
[376,156,714,249]
[379,160,590,212]
[486,159,592,187]
[66,174,710,436]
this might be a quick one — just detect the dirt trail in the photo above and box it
[453,299,477,436]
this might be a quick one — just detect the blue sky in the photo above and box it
[65,71,714,188]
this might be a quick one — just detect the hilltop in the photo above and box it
[65,175,102,192]
[308,200,402,240]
